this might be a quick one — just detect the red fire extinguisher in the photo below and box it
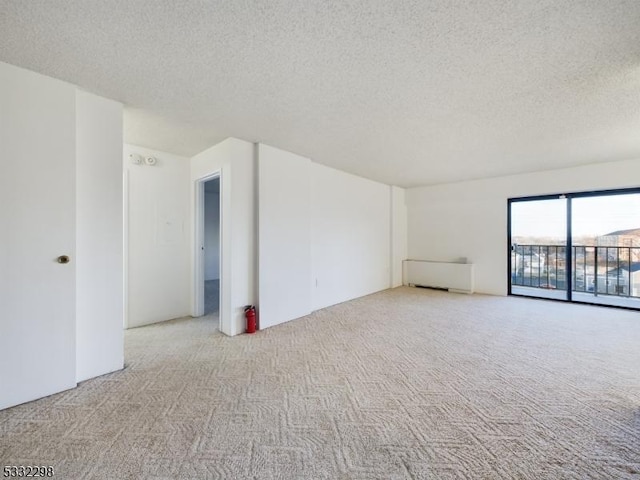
[244,305,257,334]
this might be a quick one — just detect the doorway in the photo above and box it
[193,172,223,330]
[508,188,640,309]
[509,196,568,301]
[203,177,221,316]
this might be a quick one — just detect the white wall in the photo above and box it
[124,144,190,328]
[191,138,256,336]
[406,158,640,295]
[390,186,408,288]
[256,143,402,324]
[76,90,124,381]
[194,140,404,335]
[1,61,124,409]
[258,144,312,328]
[311,163,392,310]
[204,190,220,280]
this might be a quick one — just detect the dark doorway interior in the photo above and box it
[204,177,220,315]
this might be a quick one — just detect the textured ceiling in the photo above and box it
[1,1,639,187]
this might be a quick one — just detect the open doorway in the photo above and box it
[204,177,221,316]
[194,169,234,335]
[201,177,221,321]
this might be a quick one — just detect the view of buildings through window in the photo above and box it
[510,191,640,307]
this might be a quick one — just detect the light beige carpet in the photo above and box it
[1,287,640,479]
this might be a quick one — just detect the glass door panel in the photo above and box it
[510,198,568,300]
[571,193,640,308]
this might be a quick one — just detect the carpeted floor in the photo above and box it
[1,287,640,479]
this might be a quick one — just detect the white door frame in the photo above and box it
[193,171,228,331]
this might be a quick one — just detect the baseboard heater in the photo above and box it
[403,259,474,294]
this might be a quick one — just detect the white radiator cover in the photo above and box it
[403,260,474,294]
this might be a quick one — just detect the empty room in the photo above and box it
[1,1,639,479]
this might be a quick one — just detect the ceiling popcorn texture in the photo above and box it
[1,0,639,187]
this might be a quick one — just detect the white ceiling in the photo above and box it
[1,1,639,187]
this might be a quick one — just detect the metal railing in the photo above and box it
[511,244,640,298]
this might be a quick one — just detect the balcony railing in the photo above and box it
[511,244,640,298]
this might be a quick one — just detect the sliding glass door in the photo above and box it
[509,188,640,309]
[509,196,568,301]
[571,192,640,308]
